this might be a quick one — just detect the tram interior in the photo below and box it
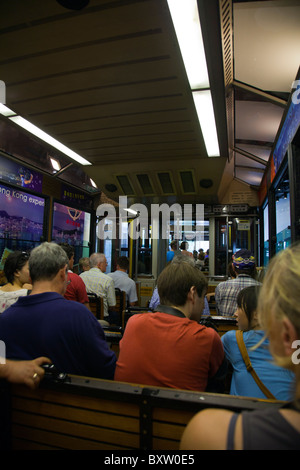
[1,1,300,451]
[0,0,300,293]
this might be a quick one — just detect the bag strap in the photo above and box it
[235,330,276,400]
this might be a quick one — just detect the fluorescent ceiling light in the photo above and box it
[90,178,98,188]
[9,115,91,166]
[50,157,61,171]
[167,0,220,157]
[0,104,16,117]
[192,90,220,157]
[123,208,138,215]
[167,0,209,89]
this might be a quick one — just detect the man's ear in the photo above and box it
[188,286,197,303]
[59,265,68,282]
[282,317,298,357]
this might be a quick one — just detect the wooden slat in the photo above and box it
[12,397,139,432]
[152,421,186,441]
[152,407,194,425]
[12,386,140,417]
[12,411,139,448]
[152,438,181,450]
[12,424,134,450]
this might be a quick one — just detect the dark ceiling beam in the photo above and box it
[232,80,287,107]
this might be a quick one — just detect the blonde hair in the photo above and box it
[258,243,300,372]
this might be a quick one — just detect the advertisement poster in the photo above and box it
[52,201,90,247]
[0,155,43,192]
[0,182,45,242]
[0,182,45,283]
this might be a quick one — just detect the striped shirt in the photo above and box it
[80,268,116,317]
[215,274,261,317]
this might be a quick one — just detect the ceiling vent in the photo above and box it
[136,174,154,195]
[157,172,175,195]
[116,175,135,195]
[179,170,196,194]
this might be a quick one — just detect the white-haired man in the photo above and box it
[80,253,116,321]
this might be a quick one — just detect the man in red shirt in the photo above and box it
[115,257,226,392]
[59,243,90,310]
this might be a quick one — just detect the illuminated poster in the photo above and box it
[0,182,45,242]
[0,155,43,192]
[52,202,90,247]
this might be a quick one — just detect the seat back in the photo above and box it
[5,376,284,450]
[87,294,104,320]
[109,288,126,326]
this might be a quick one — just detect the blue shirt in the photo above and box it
[107,270,137,304]
[166,251,175,262]
[0,292,116,379]
[221,329,295,400]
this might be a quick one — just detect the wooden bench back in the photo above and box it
[88,294,104,320]
[6,376,283,450]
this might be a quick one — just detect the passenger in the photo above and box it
[166,240,180,262]
[215,249,261,316]
[79,257,90,273]
[59,243,90,309]
[222,285,295,400]
[114,257,227,392]
[0,357,51,389]
[149,285,211,316]
[180,241,193,257]
[0,251,32,313]
[80,253,116,322]
[0,242,116,379]
[180,244,300,450]
[195,251,205,269]
[107,256,138,306]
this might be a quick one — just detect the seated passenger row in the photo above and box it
[0,242,295,401]
[1,242,299,450]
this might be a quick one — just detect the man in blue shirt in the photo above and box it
[166,240,180,262]
[108,256,137,306]
[0,242,116,379]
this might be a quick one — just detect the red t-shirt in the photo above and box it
[64,272,89,304]
[115,311,225,391]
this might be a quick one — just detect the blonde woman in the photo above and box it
[180,243,300,450]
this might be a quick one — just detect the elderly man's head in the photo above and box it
[29,242,68,283]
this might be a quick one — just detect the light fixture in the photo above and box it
[123,208,138,216]
[90,178,97,188]
[9,115,91,166]
[0,104,92,166]
[167,0,220,157]
[192,90,220,157]
[50,157,61,172]
[167,0,209,89]
[0,104,16,117]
